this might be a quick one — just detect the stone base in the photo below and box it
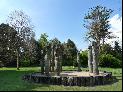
[22,71,113,86]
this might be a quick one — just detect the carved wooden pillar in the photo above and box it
[44,44,51,76]
[51,45,55,72]
[59,45,63,72]
[44,53,49,76]
[88,46,93,73]
[54,45,61,76]
[92,41,99,75]
[41,50,45,74]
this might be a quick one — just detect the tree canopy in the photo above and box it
[84,5,114,46]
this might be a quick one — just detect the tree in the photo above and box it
[100,43,113,55]
[38,33,49,74]
[80,50,88,67]
[38,33,49,49]
[0,23,17,66]
[83,5,114,51]
[62,39,77,67]
[100,41,122,61]
[7,10,35,70]
[22,36,40,66]
[49,38,61,46]
[113,41,122,60]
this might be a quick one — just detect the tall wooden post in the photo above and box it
[59,45,63,72]
[54,45,61,76]
[51,45,55,72]
[88,46,93,73]
[92,41,99,75]
[44,53,49,76]
[44,44,51,76]
[41,50,44,74]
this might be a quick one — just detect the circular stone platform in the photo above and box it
[22,71,112,86]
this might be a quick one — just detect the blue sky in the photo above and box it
[0,0,122,50]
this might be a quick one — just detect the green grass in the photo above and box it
[0,66,122,91]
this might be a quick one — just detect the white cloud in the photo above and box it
[105,14,122,47]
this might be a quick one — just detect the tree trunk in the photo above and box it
[16,49,19,70]
[97,40,100,66]
[88,46,93,73]
[92,41,99,75]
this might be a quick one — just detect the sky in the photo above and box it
[0,0,122,50]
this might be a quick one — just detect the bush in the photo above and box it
[20,60,30,67]
[80,50,88,67]
[62,59,73,66]
[99,54,122,68]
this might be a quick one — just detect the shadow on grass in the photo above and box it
[0,70,50,91]
[91,75,122,87]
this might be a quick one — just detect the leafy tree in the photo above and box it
[49,37,61,46]
[80,50,88,67]
[100,43,113,55]
[21,37,40,66]
[99,54,122,68]
[100,41,122,61]
[38,33,49,73]
[0,23,17,66]
[113,41,122,60]
[83,5,114,52]
[62,39,77,66]
[114,41,122,53]
[38,33,48,48]
[7,10,35,70]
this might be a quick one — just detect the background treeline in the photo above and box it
[80,42,122,68]
[0,7,122,68]
[0,23,122,68]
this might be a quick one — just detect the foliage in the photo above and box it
[99,54,122,68]
[79,45,122,68]
[22,38,41,66]
[83,5,114,45]
[20,60,30,67]
[38,33,49,57]
[38,33,48,48]
[112,41,122,60]
[0,23,18,66]
[49,37,61,46]
[79,50,88,67]
[7,10,35,69]
[100,43,113,55]
[62,39,77,66]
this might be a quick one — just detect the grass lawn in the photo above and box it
[0,66,122,91]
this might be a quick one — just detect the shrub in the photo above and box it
[62,59,73,66]
[80,50,88,67]
[99,54,122,68]
[20,60,30,67]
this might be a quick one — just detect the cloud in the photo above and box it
[105,14,122,47]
